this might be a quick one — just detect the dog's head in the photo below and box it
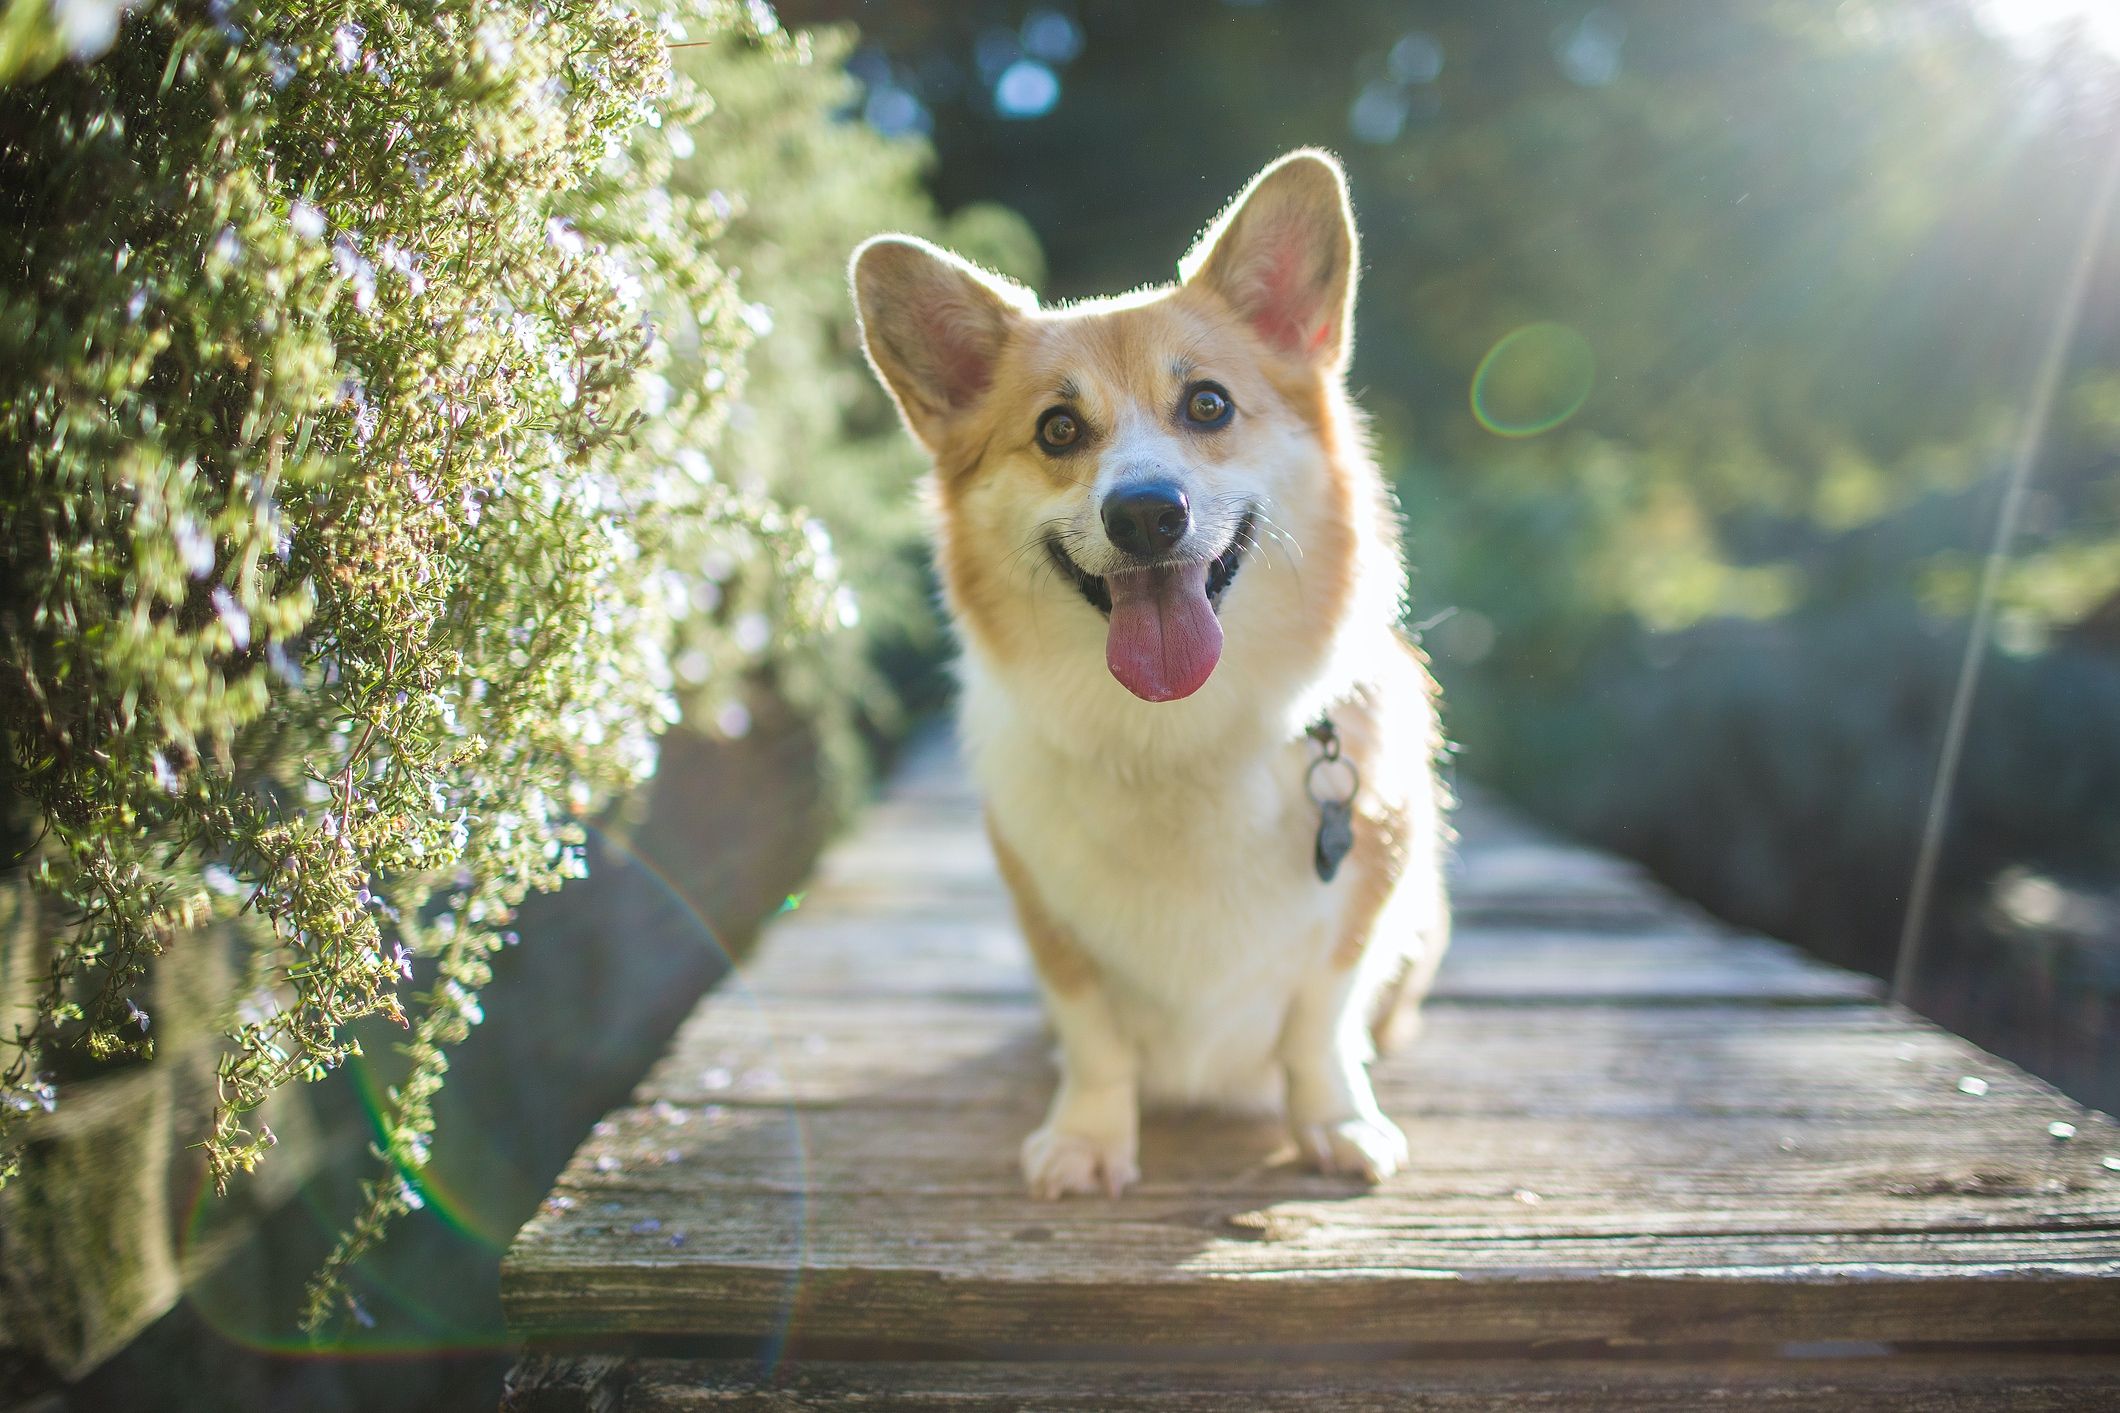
[852,150,1367,706]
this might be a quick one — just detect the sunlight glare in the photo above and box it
[1977,0,2120,59]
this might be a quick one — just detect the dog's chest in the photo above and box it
[978,732,1337,1008]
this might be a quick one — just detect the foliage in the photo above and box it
[0,0,842,1330]
[794,0,2120,985]
[659,23,1039,799]
[0,0,123,85]
[1520,602,2120,965]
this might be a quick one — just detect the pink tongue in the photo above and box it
[1104,564,1224,702]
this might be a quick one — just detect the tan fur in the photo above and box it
[1321,638,1454,1050]
[987,818,1098,998]
[852,151,1451,1196]
[924,291,1365,673]
[1332,796,1408,975]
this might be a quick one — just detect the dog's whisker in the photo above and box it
[1008,517,1077,576]
[1248,519,1304,574]
[1008,530,1062,574]
[1250,508,1303,559]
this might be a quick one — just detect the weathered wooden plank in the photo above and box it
[779,795,1698,944]
[603,1355,2120,1412]
[523,1103,2120,1205]
[812,824,1666,915]
[507,1257,2120,1351]
[784,884,1694,935]
[506,985,2120,1345]
[739,918,1879,1003]
[747,767,1866,1005]
[511,1133,2120,1340]
[518,1193,2120,1303]
[627,998,2063,1119]
[502,727,2120,1369]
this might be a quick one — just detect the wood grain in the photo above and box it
[503,727,2120,1389]
[607,1355,2120,1412]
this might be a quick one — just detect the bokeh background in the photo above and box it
[779,0,2120,1108]
[11,0,2120,1408]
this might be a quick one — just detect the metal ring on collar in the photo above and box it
[1306,753,1360,806]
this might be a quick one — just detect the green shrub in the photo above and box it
[813,3,2120,884]
[0,0,107,85]
[0,0,839,1328]
[660,24,1039,795]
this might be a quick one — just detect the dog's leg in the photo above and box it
[1278,961,1408,1182]
[988,820,1141,1198]
[1369,894,1449,1053]
[1278,760,1423,1182]
[1021,981,1140,1199]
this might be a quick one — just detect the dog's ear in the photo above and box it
[851,235,1033,451]
[1181,150,1358,370]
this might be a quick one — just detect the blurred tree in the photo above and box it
[663,23,1040,801]
[785,0,2120,1016]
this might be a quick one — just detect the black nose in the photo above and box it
[1102,483,1192,558]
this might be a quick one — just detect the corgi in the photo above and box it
[850,150,1448,1198]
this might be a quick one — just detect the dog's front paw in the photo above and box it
[1297,1113,1409,1184]
[1021,1123,1139,1200]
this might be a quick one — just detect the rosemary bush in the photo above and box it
[0,0,835,1328]
[662,25,1039,790]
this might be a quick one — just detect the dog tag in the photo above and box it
[1306,716,1361,884]
[1314,798,1354,882]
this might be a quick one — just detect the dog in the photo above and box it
[851,149,1448,1198]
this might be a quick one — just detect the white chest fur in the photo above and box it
[964,669,1361,1108]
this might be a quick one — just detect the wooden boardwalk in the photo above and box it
[501,727,2120,1409]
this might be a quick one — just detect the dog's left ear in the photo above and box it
[1181,149,1358,370]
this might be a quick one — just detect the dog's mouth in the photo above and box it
[1044,507,1255,619]
[1045,508,1255,703]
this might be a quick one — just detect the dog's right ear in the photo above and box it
[851,235,1033,451]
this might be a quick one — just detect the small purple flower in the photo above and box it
[333,23,364,72]
[211,587,251,650]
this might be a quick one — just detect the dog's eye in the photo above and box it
[1037,408,1082,452]
[1184,383,1233,428]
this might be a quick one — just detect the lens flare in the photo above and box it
[1470,322,1596,437]
[173,820,811,1364]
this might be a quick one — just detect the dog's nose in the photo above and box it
[1102,483,1192,558]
